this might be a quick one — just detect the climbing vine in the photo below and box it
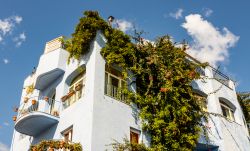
[63,10,206,151]
[29,140,82,151]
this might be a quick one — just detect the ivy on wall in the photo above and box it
[29,140,82,151]
[63,11,206,151]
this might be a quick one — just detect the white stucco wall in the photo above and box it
[11,33,250,151]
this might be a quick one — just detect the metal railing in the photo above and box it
[212,68,230,87]
[17,96,61,119]
[105,84,127,102]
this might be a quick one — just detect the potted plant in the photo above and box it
[12,115,17,122]
[67,90,75,97]
[52,110,59,116]
[32,100,37,105]
[75,83,83,91]
[44,96,49,102]
[61,95,68,102]
[24,97,29,103]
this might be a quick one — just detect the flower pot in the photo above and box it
[53,110,59,116]
[32,100,37,105]
[44,96,49,102]
[75,84,83,91]
[24,97,29,103]
[67,91,75,97]
[12,115,17,122]
[61,95,68,102]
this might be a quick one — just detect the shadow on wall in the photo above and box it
[31,123,58,145]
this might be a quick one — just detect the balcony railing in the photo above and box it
[105,84,127,102]
[15,96,61,136]
[17,96,61,119]
[212,68,230,88]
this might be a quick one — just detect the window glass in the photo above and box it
[64,72,85,108]
[105,66,127,102]
[220,100,235,121]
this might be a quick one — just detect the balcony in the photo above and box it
[34,37,69,90]
[212,68,231,88]
[15,96,61,136]
[105,84,127,103]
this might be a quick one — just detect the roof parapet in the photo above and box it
[44,36,63,54]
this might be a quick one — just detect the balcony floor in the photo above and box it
[15,111,59,136]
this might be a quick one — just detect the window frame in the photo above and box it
[219,100,235,121]
[62,127,73,142]
[130,128,141,144]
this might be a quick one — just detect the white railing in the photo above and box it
[17,96,61,119]
[105,84,127,102]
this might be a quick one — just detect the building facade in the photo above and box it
[11,32,250,151]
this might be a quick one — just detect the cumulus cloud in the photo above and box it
[169,8,184,19]
[3,122,9,126]
[116,19,133,32]
[0,15,22,44]
[3,58,9,64]
[13,32,26,47]
[182,14,239,67]
[0,142,9,151]
[203,8,213,17]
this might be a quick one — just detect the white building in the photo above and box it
[11,32,250,151]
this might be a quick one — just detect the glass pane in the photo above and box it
[110,76,119,87]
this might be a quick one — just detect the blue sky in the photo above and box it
[1,0,250,149]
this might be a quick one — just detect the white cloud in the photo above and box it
[0,15,22,43]
[13,32,26,47]
[169,8,184,19]
[3,122,9,126]
[0,142,9,151]
[203,8,213,17]
[14,16,22,24]
[0,19,13,35]
[3,58,9,64]
[182,14,239,67]
[116,19,133,32]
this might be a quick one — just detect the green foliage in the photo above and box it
[109,138,150,151]
[29,140,82,151]
[237,93,250,122]
[64,10,205,151]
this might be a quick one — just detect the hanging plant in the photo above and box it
[26,84,35,94]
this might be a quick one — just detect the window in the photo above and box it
[64,72,86,108]
[105,65,127,101]
[220,101,235,121]
[130,128,140,144]
[62,127,73,142]
[193,93,207,112]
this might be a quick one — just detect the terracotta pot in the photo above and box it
[53,111,59,116]
[61,95,68,102]
[67,91,75,97]
[75,84,83,91]
[44,96,49,102]
[24,97,29,103]
[12,116,17,122]
[32,100,37,105]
